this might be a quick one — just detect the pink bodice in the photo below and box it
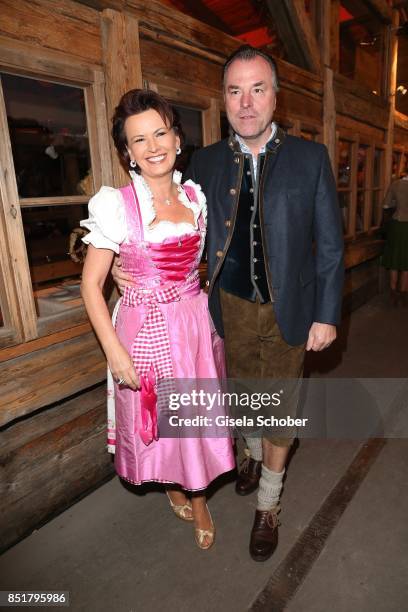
[118,183,204,290]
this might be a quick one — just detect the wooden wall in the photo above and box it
[0,0,406,551]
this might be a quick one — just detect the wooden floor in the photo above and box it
[0,292,407,612]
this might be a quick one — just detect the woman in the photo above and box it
[382,173,408,307]
[80,89,235,549]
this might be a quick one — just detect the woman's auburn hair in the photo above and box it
[111,88,183,169]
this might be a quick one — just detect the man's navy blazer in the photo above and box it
[185,128,344,346]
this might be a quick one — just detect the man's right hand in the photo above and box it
[111,255,136,294]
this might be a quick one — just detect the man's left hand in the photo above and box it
[306,322,336,351]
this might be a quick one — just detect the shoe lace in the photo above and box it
[239,448,252,474]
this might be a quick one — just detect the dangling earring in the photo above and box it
[176,147,181,155]
[130,160,137,168]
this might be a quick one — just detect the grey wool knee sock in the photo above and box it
[245,436,263,462]
[257,464,285,511]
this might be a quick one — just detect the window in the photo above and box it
[336,134,385,236]
[0,46,110,345]
[21,204,87,318]
[172,104,203,172]
[356,144,369,232]
[2,74,92,199]
[371,148,384,227]
[337,139,354,234]
[1,73,92,327]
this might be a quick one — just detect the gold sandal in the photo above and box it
[194,505,215,550]
[166,490,193,522]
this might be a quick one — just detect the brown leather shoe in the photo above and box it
[249,507,280,562]
[235,451,262,496]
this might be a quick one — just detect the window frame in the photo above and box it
[0,42,112,345]
[336,129,386,240]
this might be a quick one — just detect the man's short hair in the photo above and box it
[223,45,280,92]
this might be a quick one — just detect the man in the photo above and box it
[184,45,344,562]
[113,45,344,562]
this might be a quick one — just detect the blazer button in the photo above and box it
[234,156,240,164]
[229,188,236,195]
[205,280,210,287]
[249,187,254,193]
[225,219,231,227]
[216,250,223,258]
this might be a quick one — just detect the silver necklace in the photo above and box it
[143,178,182,206]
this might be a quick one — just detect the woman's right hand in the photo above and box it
[111,256,136,295]
[107,344,140,390]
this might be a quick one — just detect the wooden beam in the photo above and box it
[169,0,234,35]
[320,0,336,167]
[266,0,322,74]
[385,10,400,190]
[0,385,113,552]
[330,0,340,71]
[0,79,38,341]
[202,98,221,146]
[323,68,337,168]
[101,9,144,187]
[0,332,106,426]
[364,0,393,22]
[395,109,408,129]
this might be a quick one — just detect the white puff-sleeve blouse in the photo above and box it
[80,171,207,251]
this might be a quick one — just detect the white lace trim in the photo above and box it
[81,172,207,250]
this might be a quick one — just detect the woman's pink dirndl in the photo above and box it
[82,172,235,491]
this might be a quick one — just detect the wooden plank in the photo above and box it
[323,67,336,168]
[349,140,358,237]
[278,87,322,123]
[343,258,380,297]
[334,72,388,107]
[0,387,113,552]
[36,307,89,337]
[140,38,223,95]
[266,0,321,74]
[20,196,89,208]
[126,0,239,58]
[335,87,389,130]
[101,9,144,188]
[0,332,106,426]
[365,0,393,22]
[344,238,384,268]
[395,110,408,131]
[394,125,408,147]
[0,322,92,363]
[202,98,221,146]
[1,384,106,455]
[0,36,99,82]
[0,179,22,339]
[149,79,215,110]
[336,114,385,142]
[330,0,340,71]
[92,70,114,187]
[276,58,323,97]
[384,10,400,192]
[0,0,102,64]
[0,78,38,341]
[30,260,82,284]
[139,24,229,65]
